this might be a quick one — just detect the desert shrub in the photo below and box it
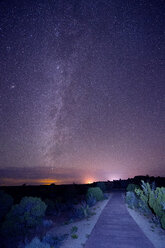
[134,181,165,222]
[81,202,90,218]
[71,226,78,233]
[134,181,153,214]
[149,190,156,210]
[131,181,165,230]
[138,199,152,215]
[126,184,139,192]
[86,193,97,207]
[44,199,57,215]
[151,181,156,191]
[0,190,13,222]
[149,187,165,218]
[42,233,68,248]
[42,219,53,228]
[86,187,104,201]
[160,214,165,229]
[134,181,153,206]
[55,200,67,215]
[44,198,67,216]
[148,187,165,229]
[96,182,106,192]
[71,234,78,239]
[72,201,90,219]
[1,197,47,236]
[141,180,152,199]
[125,192,138,209]
[25,237,50,248]
[17,196,47,227]
[137,183,165,219]
[72,205,84,219]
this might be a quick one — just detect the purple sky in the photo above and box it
[0,0,165,185]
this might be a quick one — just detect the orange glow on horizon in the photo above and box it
[1,176,100,186]
[0,178,61,186]
[84,178,95,184]
[39,178,59,185]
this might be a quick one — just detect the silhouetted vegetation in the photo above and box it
[86,187,104,201]
[126,179,165,230]
[0,190,13,222]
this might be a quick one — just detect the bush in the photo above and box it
[141,180,152,199]
[42,219,53,228]
[86,187,104,201]
[72,205,85,219]
[149,187,165,229]
[138,199,152,215]
[131,181,165,230]
[81,202,90,218]
[134,181,153,214]
[126,184,139,192]
[149,187,165,218]
[25,233,68,248]
[44,199,57,215]
[125,192,138,209]
[25,237,50,248]
[42,233,68,247]
[44,198,66,216]
[71,226,78,233]
[96,182,106,192]
[134,181,153,206]
[1,197,47,236]
[148,190,155,210]
[0,190,13,222]
[161,214,165,229]
[71,234,78,239]
[86,193,97,207]
[72,201,90,219]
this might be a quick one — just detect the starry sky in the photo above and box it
[0,0,165,186]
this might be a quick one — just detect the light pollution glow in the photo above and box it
[0,176,108,186]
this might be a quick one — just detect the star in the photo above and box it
[10,85,16,89]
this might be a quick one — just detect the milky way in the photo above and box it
[0,0,165,185]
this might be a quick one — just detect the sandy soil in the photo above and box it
[126,202,165,248]
[47,194,111,248]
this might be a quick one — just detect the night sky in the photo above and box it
[0,0,165,185]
